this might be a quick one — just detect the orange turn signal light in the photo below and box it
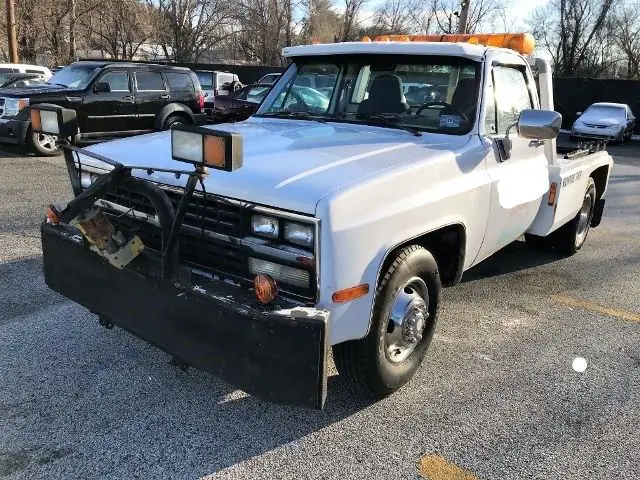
[46,204,60,225]
[548,182,558,206]
[332,284,370,303]
[254,274,278,304]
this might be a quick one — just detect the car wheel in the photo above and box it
[29,130,60,156]
[333,245,441,397]
[230,81,242,92]
[547,178,596,255]
[162,115,188,130]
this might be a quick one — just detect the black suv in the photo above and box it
[0,61,205,155]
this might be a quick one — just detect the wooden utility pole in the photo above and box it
[5,0,18,62]
[69,0,77,62]
[457,0,471,34]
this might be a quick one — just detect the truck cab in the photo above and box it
[38,33,613,408]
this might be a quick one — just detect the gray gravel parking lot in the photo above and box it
[1,137,639,480]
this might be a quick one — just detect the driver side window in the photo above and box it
[492,66,532,134]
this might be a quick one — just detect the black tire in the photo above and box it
[333,245,441,398]
[28,129,61,156]
[162,115,189,130]
[229,81,242,92]
[546,177,596,255]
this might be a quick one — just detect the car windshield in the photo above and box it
[583,106,625,121]
[256,55,481,135]
[47,64,100,89]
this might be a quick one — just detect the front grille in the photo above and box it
[102,185,247,278]
[103,185,244,237]
[98,183,315,301]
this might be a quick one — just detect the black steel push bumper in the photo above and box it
[42,222,329,408]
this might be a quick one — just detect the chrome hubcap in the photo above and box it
[385,277,429,364]
[36,133,58,152]
[576,191,593,245]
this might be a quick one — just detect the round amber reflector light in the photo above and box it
[254,274,278,304]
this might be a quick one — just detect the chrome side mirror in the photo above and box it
[515,109,562,140]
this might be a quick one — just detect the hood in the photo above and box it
[0,83,78,97]
[81,119,469,215]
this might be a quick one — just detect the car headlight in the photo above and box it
[284,222,314,248]
[79,171,102,188]
[251,215,279,239]
[4,98,29,117]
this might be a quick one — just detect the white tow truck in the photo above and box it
[38,33,613,408]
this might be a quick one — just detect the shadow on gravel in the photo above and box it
[0,254,377,479]
[0,255,67,325]
[462,240,565,283]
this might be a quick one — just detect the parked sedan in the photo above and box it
[210,83,331,122]
[0,73,46,89]
[209,83,273,122]
[571,102,635,144]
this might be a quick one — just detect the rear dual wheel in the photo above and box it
[333,245,441,397]
[525,177,596,255]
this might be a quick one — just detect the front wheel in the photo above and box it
[29,130,60,156]
[333,245,441,397]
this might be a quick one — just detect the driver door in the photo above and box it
[475,58,550,262]
[84,70,136,134]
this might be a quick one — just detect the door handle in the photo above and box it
[159,94,170,100]
[122,95,134,101]
[529,139,545,147]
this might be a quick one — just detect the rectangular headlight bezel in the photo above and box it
[251,214,279,239]
[284,221,314,248]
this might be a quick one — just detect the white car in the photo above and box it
[0,63,52,80]
[39,33,613,408]
[257,73,281,84]
[571,102,635,144]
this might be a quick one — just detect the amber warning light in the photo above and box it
[362,32,535,55]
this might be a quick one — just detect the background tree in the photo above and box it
[529,0,618,77]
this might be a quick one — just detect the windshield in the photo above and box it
[582,106,625,121]
[256,55,481,135]
[47,64,100,89]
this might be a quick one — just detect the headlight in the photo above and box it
[4,98,29,117]
[251,214,279,239]
[284,222,314,248]
[79,171,101,188]
[248,257,310,288]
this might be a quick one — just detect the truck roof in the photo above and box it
[282,41,489,61]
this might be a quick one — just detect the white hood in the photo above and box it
[82,118,469,214]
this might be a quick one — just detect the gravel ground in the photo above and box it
[0,140,639,480]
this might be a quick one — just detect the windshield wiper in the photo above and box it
[259,111,326,123]
[47,83,68,88]
[353,113,422,137]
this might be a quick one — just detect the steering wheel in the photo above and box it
[415,101,467,122]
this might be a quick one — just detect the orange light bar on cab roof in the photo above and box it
[362,32,535,55]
